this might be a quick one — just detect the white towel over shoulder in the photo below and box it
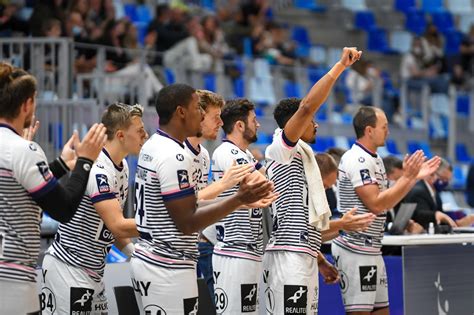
[298,141,331,230]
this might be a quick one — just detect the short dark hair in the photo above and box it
[0,62,37,120]
[315,153,338,178]
[273,97,301,129]
[353,106,379,139]
[221,98,255,135]
[383,155,403,175]
[326,147,346,165]
[155,83,196,125]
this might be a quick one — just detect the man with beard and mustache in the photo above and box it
[0,62,106,314]
[130,84,275,314]
[211,98,267,314]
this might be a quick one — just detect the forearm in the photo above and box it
[198,181,226,200]
[48,157,69,179]
[184,195,243,234]
[372,177,417,214]
[114,237,132,250]
[114,218,139,238]
[321,219,344,242]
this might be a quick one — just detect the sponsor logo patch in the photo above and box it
[241,284,257,313]
[284,285,307,314]
[177,170,190,189]
[70,287,94,313]
[360,169,372,185]
[144,304,167,315]
[36,161,52,181]
[96,174,110,193]
[359,265,377,292]
[183,297,199,315]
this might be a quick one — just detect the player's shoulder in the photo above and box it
[13,138,47,161]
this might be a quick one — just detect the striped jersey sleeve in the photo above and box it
[211,140,263,261]
[133,131,198,269]
[334,143,388,255]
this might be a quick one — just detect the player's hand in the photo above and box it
[74,123,107,161]
[435,211,457,228]
[341,207,375,232]
[416,156,441,180]
[406,220,424,234]
[245,192,279,209]
[22,116,40,141]
[221,161,254,190]
[318,257,340,284]
[236,174,275,205]
[340,47,362,67]
[402,150,426,180]
[61,131,78,169]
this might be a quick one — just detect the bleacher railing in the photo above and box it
[0,37,73,99]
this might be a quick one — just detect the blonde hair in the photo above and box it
[101,103,144,140]
[196,89,224,111]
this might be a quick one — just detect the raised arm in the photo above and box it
[284,47,362,143]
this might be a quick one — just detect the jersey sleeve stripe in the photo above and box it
[162,187,195,201]
[281,130,297,148]
[90,192,117,203]
[255,162,263,170]
[28,177,58,199]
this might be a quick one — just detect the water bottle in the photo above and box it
[428,222,435,235]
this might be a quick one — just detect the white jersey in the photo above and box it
[211,140,264,261]
[0,124,58,283]
[184,139,210,192]
[334,142,388,255]
[133,130,198,269]
[265,128,322,258]
[49,149,129,281]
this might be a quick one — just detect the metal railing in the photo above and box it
[0,37,73,99]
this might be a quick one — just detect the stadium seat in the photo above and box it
[341,0,367,11]
[291,26,311,46]
[136,5,152,24]
[431,11,454,34]
[407,140,433,158]
[405,9,427,35]
[367,28,394,53]
[164,68,175,84]
[284,81,303,98]
[243,37,253,57]
[456,143,471,163]
[203,73,216,92]
[201,0,216,11]
[452,164,468,190]
[233,77,245,98]
[385,139,400,155]
[446,0,473,14]
[422,0,444,13]
[394,0,416,13]
[354,11,376,31]
[123,3,138,22]
[390,30,413,53]
[456,94,470,116]
[312,136,335,152]
[444,29,463,55]
[334,136,350,150]
[308,66,328,83]
[294,0,327,12]
[256,133,273,145]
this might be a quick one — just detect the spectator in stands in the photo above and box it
[455,24,474,87]
[0,3,29,36]
[467,163,474,207]
[97,19,131,72]
[68,0,89,22]
[147,3,189,64]
[263,22,297,66]
[401,36,449,93]
[163,17,213,72]
[30,0,66,37]
[200,15,231,60]
[346,60,398,121]
[421,23,446,72]
[404,158,474,229]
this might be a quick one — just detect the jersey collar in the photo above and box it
[156,129,185,148]
[184,139,200,156]
[0,123,20,136]
[102,148,124,171]
[355,141,378,158]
